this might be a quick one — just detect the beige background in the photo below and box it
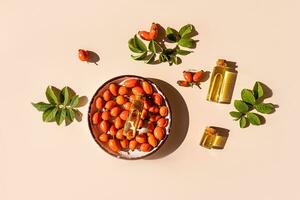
[1,0,300,199]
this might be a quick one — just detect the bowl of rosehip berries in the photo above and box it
[88,75,171,159]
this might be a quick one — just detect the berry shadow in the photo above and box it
[155,24,167,48]
[87,50,100,65]
[199,70,211,83]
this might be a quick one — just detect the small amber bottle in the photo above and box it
[123,95,144,140]
[200,127,228,149]
[207,59,238,104]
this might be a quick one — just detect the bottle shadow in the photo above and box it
[225,60,238,69]
[145,78,189,159]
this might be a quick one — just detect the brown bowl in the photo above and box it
[88,75,172,160]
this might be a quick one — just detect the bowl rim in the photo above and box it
[87,75,172,160]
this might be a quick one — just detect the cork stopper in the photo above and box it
[216,59,227,67]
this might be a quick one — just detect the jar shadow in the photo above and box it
[145,78,189,159]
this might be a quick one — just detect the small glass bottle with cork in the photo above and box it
[207,59,238,104]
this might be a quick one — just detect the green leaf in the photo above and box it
[69,95,79,107]
[234,100,249,113]
[155,42,163,52]
[145,53,155,64]
[166,27,180,42]
[66,108,75,122]
[169,55,180,65]
[163,48,176,55]
[162,48,176,64]
[128,38,143,53]
[60,87,69,106]
[43,107,58,122]
[56,108,66,125]
[176,49,192,55]
[159,54,166,62]
[254,103,274,114]
[32,102,53,112]
[46,86,59,105]
[134,35,147,52]
[148,40,156,53]
[253,81,264,99]
[148,40,163,53]
[178,38,195,48]
[173,56,180,65]
[229,111,243,119]
[167,55,175,65]
[247,112,261,125]
[241,89,256,105]
[162,54,169,62]
[179,24,193,38]
[131,52,147,60]
[239,116,248,128]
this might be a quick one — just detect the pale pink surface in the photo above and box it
[0,0,299,200]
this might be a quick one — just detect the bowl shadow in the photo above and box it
[145,78,189,159]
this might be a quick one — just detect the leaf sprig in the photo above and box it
[128,24,197,66]
[230,82,276,128]
[32,86,83,126]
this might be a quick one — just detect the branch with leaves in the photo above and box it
[230,82,276,128]
[128,24,197,66]
[32,86,84,126]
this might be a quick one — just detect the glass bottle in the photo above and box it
[207,59,238,104]
[123,95,144,140]
[200,127,228,149]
